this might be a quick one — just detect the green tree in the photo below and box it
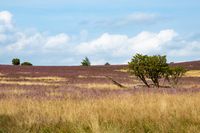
[12,58,20,65]
[128,54,150,87]
[129,54,169,88]
[145,55,169,88]
[166,66,187,86]
[81,57,91,66]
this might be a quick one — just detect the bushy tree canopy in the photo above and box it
[145,55,169,87]
[81,57,91,66]
[128,54,186,88]
[128,54,150,87]
[12,58,20,65]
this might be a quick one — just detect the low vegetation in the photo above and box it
[185,70,200,77]
[21,62,33,66]
[0,55,199,132]
[1,93,200,133]
[105,62,110,66]
[75,83,127,90]
[128,54,186,88]
[165,66,187,86]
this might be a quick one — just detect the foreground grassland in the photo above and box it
[1,93,200,133]
[0,64,200,133]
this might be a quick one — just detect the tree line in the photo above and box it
[12,58,32,66]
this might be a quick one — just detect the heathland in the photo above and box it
[0,61,200,133]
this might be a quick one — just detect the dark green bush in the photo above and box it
[12,58,20,65]
[166,66,187,86]
[21,62,33,66]
[105,62,110,66]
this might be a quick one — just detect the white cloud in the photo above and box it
[76,29,177,57]
[1,10,200,65]
[44,33,70,49]
[6,32,45,52]
[168,41,200,57]
[0,11,13,32]
[76,33,129,55]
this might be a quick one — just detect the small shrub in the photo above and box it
[12,58,20,65]
[81,57,91,66]
[105,62,110,66]
[21,62,33,66]
[166,66,187,86]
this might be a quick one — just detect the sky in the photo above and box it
[0,0,200,65]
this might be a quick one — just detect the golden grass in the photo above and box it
[90,76,106,78]
[1,93,200,132]
[0,81,60,86]
[78,75,106,79]
[185,70,200,77]
[115,68,128,73]
[0,76,66,86]
[0,76,66,82]
[74,83,133,90]
[0,89,27,96]
[78,75,87,78]
[45,91,63,97]
[21,76,66,82]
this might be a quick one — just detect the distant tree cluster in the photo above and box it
[12,58,33,66]
[128,54,187,88]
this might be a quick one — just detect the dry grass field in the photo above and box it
[0,61,200,133]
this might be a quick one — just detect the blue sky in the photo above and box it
[0,0,200,65]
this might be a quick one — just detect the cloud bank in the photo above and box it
[0,11,199,65]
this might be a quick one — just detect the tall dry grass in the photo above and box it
[1,93,200,132]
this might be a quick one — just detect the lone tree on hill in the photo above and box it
[12,58,20,65]
[81,57,91,66]
[128,54,186,88]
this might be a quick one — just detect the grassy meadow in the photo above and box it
[1,93,200,133]
[0,65,200,133]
